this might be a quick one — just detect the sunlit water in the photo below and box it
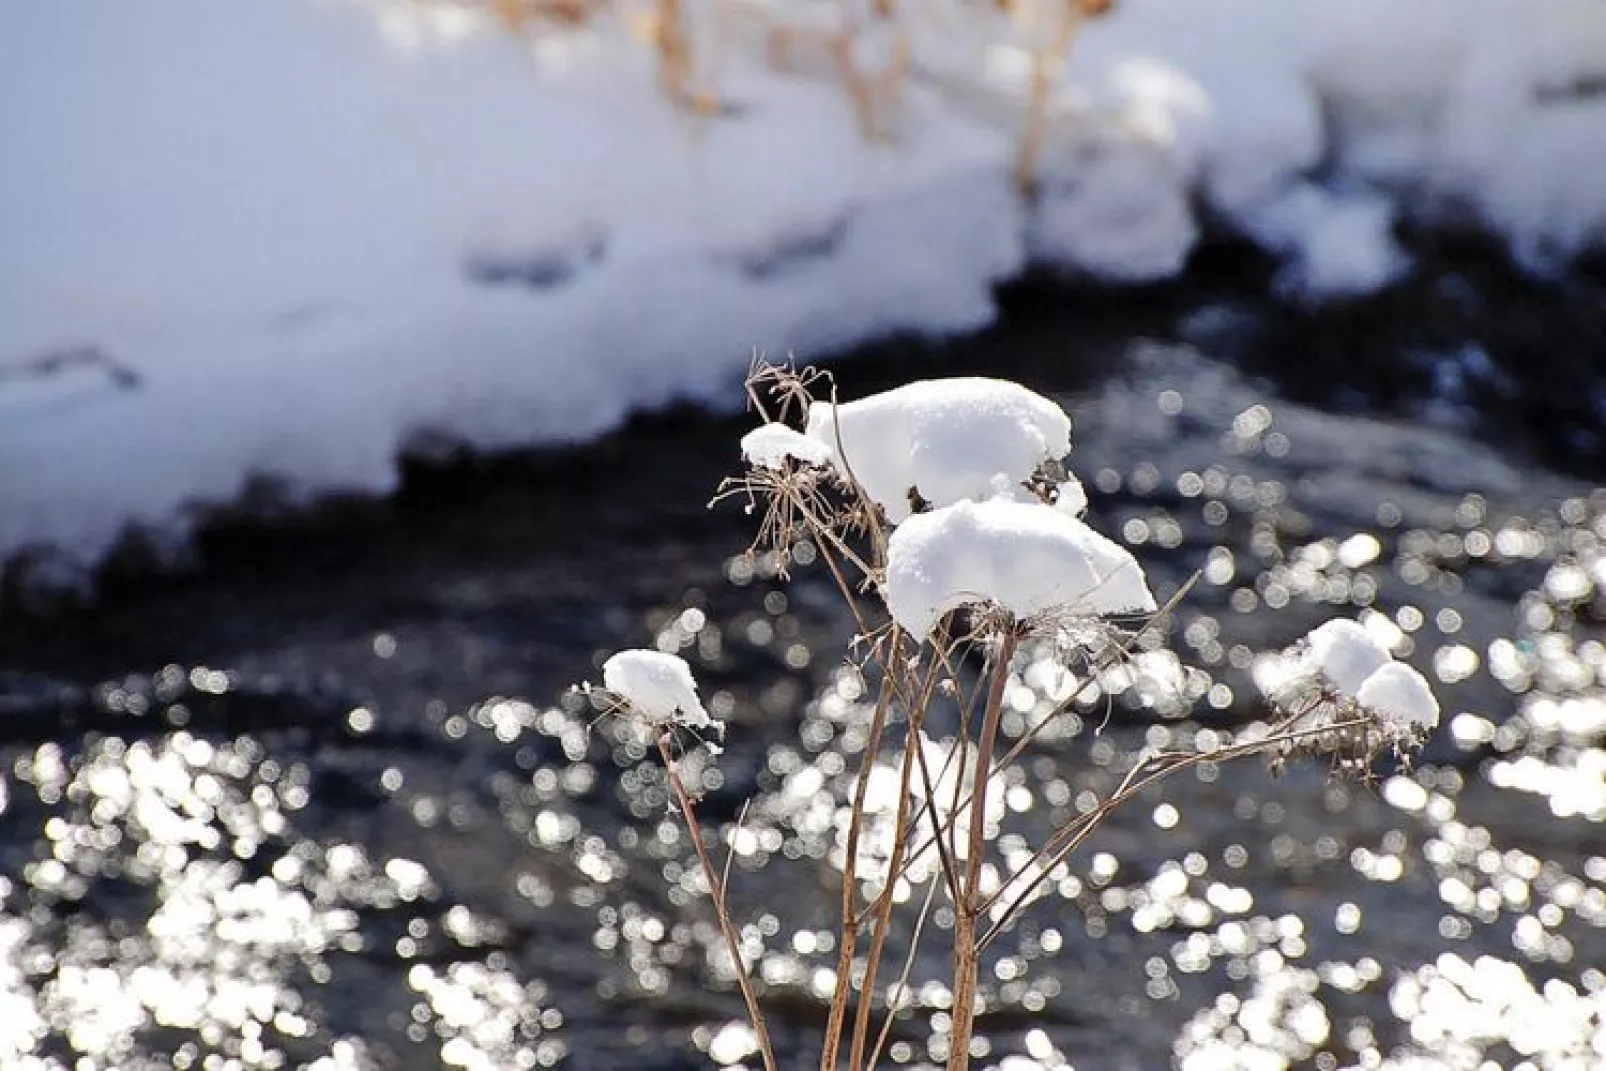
[3,334,1604,1069]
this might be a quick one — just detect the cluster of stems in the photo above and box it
[644,365,1368,1071]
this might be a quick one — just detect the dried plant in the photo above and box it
[590,360,1439,1071]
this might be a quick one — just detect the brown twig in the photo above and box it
[658,735,779,1071]
[975,714,1372,951]
[945,628,1018,1071]
[1018,1,1086,194]
[820,637,903,1071]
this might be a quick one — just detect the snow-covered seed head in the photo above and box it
[803,377,1073,523]
[594,650,725,745]
[882,498,1156,641]
[1355,661,1440,737]
[740,423,833,471]
[1304,618,1391,697]
[1258,617,1440,774]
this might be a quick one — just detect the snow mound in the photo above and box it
[882,497,1155,639]
[1263,617,1442,740]
[5,0,1606,569]
[1356,661,1441,733]
[600,650,721,735]
[740,423,832,471]
[805,378,1072,523]
[1304,618,1393,697]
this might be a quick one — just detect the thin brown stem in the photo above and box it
[847,713,924,1071]
[820,638,904,1071]
[861,578,1198,904]
[946,629,1017,1071]
[1017,2,1083,194]
[851,624,970,932]
[845,622,949,1071]
[975,715,1371,949]
[866,869,941,1071]
[658,736,778,1071]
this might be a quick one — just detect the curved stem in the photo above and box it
[659,736,779,1071]
[946,629,1017,1071]
[820,637,904,1071]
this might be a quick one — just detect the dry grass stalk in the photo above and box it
[656,731,780,1071]
[490,0,598,31]
[1016,1,1079,194]
[836,3,911,141]
[756,2,909,141]
[652,0,726,114]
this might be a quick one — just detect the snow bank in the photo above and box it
[805,378,1071,522]
[883,497,1155,639]
[600,650,721,734]
[4,0,1604,569]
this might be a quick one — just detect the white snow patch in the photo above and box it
[1356,661,1441,733]
[1264,617,1442,741]
[805,378,1071,523]
[1054,474,1089,518]
[1304,618,1393,698]
[4,0,1606,567]
[1244,184,1408,300]
[600,650,721,735]
[740,423,833,470]
[882,498,1155,639]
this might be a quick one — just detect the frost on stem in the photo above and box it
[591,649,725,749]
[1259,618,1441,773]
[883,497,1156,641]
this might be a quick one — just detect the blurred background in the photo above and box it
[1,2,1604,1068]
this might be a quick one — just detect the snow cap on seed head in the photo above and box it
[599,650,723,737]
[804,377,1072,523]
[882,497,1156,640]
[1258,615,1440,772]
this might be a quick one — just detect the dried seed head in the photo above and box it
[1258,622,1440,777]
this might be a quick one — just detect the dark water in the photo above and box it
[2,242,1604,1070]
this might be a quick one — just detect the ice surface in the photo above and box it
[883,497,1155,639]
[4,0,1604,568]
[600,650,720,734]
[805,378,1072,522]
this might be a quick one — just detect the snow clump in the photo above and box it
[1304,618,1393,697]
[600,650,722,736]
[740,423,833,471]
[883,497,1156,640]
[805,378,1072,523]
[1356,661,1441,736]
[1261,617,1441,764]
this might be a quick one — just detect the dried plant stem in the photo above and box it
[658,735,778,1071]
[1017,1,1084,194]
[846,631,951,1071]
[860,578,1199,908]
[946,629,1018,1071]
[866,869,942,1071]
[821,639,903,1071]
[975,715,1372,950]
[846,715,924,1071]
